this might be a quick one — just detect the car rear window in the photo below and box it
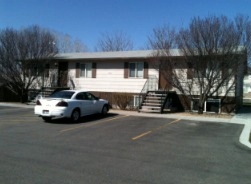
[49,91,75,99]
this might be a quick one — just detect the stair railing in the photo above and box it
[137,79,149,111]
[137,76,158,111]
[160,90,169,113]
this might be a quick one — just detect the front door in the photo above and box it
[159,69,172,90]
[58,62,68,87]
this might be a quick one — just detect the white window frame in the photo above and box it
[129,62,144,78]
[133,95,142,107]
[80,63,92,78]
[191,98,221,113]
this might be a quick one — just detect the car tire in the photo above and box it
[101,105,109,116]
[42,117,52,122]
[71,109,80,123]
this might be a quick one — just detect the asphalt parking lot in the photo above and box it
[0,106,251,184]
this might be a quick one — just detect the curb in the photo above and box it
[239,123,251,149]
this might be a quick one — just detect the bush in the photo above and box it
[113,93,133,110]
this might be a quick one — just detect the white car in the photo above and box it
[34,90,109,122]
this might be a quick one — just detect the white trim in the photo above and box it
[80,62,92,78]
[191,98,221,113]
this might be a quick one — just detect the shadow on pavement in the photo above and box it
[43,113,120,124]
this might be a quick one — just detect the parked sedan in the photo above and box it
[34,90,109,122]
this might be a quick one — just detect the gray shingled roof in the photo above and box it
[54,49,181,60]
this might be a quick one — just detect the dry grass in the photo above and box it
[171,111,233,119]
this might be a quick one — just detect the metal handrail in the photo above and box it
[137,79,149,111]
[137,76,158,111]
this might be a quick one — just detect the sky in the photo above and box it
[1,0,251,51]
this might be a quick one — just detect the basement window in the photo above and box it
[191,99,200,111]
[191,98,221,113]
[206,99,221,113]
[133,95,142,107]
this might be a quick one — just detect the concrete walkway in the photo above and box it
[0,102,250,149]
[230,107,251,148]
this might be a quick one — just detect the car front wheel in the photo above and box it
[71,109,80,122]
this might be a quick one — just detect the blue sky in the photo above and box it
[1,0,251,51]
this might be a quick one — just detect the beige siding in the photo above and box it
[68,61,158,93]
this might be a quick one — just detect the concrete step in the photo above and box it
[146,94,167,97]
[143,100,163,104]
[142,102,162,106]
[138,91,169,114]
[141,106,161,110]
[139,109,161,113]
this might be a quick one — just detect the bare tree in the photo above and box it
[95,31,134,51]
[149,15,250,114]
[147,25,177,50]
[235,14,251,66]
[54,33,88,53]
[0,25,58,102]
[73,39,88,52]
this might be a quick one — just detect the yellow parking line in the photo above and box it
[155,118,181,130]
[59,115,130,133]
[132,131,152,140]
[132,119,181,141]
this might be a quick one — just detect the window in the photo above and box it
[133,95,142,107]
[75,92,98,100]
[191,99,200,111]
[187,62,193,79]
[49,91,74,99]
[191,98,221,113]
[80,63,92,78]
[76,92,86,100]
[76,62,96,78]
[129,62,143,78]
[206,99,221,113]
[30,66,47,77]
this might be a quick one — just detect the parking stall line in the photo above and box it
[59,115,130,133]
[132,119,181,141]
[132,131,152,140]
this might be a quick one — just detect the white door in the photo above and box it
[85,92,100,114]
[75,92,91,115]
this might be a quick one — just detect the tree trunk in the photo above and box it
[198,106,204,114]
[20,90,28,103]
[198,101,204,114]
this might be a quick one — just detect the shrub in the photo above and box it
[113,93,133,110]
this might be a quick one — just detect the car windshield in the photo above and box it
[49,91,75,99]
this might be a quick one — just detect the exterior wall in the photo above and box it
[68,60,158,93]
[164,68,236,97]
[64,57,239,113]
[43,51,245,113]
[30,63,58,89]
